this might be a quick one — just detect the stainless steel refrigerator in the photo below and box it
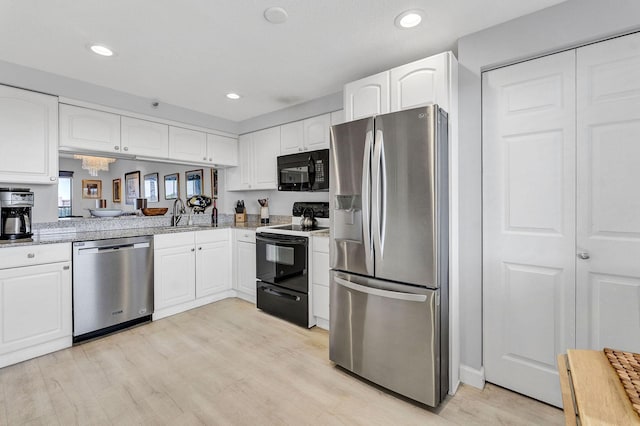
[329,105,448,407]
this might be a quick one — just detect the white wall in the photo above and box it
[456,0,640,382]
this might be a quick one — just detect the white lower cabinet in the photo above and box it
[234,230,256,303]
[311,236,330,330]
[154,229,232,319]
[0,243,72,368]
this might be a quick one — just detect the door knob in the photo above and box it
[577,252,590,260]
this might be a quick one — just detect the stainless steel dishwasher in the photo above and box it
[72,236,153,342]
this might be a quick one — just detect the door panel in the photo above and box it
[483,50,576,407]
[576,32,640,353]
[372,107,441,287]
[329,117,373,277]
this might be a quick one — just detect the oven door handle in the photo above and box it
[260,285,301,302]
[256,234,308,245]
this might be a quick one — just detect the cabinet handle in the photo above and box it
[49,176,57,181]
[123,146,129,151]
[63,265,70,270]
[209,158,212,162]
[27,253,35,259]
[203,156,207,160]
[114,146,120,151]
[198,247,202,251]
[299,147,303,151]
[577,252,590,260]
[191,248,195,252]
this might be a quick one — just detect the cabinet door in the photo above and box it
[390,53,449,112]
[59,104,121,153]
[168,126,207,163]
[236,241,256,300]
[576,32,640,354]
[0,85,58,184]
[226,134,252,191]
[344,71,390,121]
[0,262,71,360]
[304,113,330,151]
[312,243,330,321]
[196,236,231,298]
[154,245,196,310]
[207,134,238,167]
[252,126,280,189]
[483,50,576,407]
[121,116,169,158]
[280,120,304,155]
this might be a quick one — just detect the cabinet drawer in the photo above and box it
[313,236,329,253]
[236,229,256,244]
[196,228,230,244]
[313,284,330,320]
[154,231,195,249]
[0,243,71,270]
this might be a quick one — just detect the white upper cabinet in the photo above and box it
[344,52,454,122]
[252,126,281,189]
[59,104,121,153]
[330,109,345,126]
[280,113,330,155]
[344,71,390,121]
[206,133,238,167]
[121,116,169,158]
[390,53,449,112]
[0,85,58,184]
[226,134,252,191]
[227,127,280,191]
[280,121,304,155]
[168,126,208,163]
[303,114,330,151]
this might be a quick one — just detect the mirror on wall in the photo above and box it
[186,169,203,197]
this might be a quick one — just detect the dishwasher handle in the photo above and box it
[77,242,150,255]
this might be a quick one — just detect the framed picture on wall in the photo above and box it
[211,169,218,199]
[186,169,203,197]
[124,171,141,205]
[144,173,159,203]
[112,178,121,203]
[81,179,102,199]
[164,173,179,200]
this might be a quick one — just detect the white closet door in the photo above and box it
[576,32,640,353]
[482,50,576,407]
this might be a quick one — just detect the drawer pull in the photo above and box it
[27,253,35,259]
[63,265,70,270]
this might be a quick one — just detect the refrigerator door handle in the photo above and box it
[372,129,384,258]
[379,131,387,255]
[362,130,373,270]
[334,276,428,302]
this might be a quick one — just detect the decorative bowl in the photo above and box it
[141,208,168,216]
[89,208,123,217]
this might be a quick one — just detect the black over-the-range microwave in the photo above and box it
[277,149,329,191]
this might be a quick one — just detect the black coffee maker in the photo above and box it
[0,188,34,240]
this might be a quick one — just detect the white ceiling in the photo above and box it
[0,1,565,122]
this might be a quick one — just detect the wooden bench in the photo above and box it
[558,349,640,425]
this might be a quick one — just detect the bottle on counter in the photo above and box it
[211,199,218,225]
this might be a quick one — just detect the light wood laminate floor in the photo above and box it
[0,299,563,425]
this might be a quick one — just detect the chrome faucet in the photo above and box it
[171,198,186,227]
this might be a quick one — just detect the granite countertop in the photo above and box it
[0,222,267,248]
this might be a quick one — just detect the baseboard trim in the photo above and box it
[459,364,485,390]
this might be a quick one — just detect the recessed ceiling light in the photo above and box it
[226,93,241,100]
[89,44,114,57]
[264,7,288,24]
[394,10,424,29]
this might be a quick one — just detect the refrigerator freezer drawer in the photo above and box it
[329,271,443,407]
